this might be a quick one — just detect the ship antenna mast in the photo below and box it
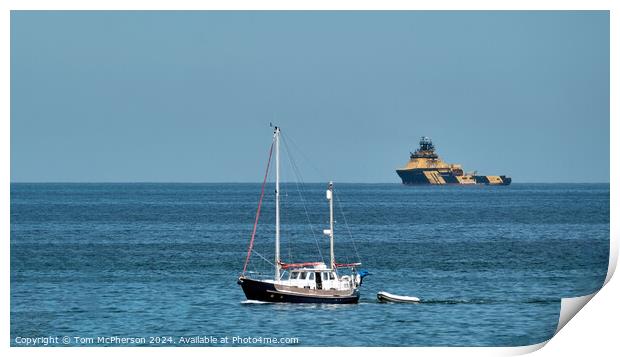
[274,126,281,281]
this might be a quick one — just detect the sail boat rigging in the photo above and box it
[238,126,367,304]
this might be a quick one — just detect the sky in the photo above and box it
[10,11,609,183]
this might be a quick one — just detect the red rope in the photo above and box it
[242,141,274,275]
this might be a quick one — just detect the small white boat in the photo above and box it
[377,291,421,303]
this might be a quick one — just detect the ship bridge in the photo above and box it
[410,137,439,159]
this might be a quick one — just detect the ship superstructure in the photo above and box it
[396,137,511,185]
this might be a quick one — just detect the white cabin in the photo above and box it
[279,264,355,291]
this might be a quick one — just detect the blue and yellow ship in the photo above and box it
[396,137,511,185]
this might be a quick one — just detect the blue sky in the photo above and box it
[11,11,609,183]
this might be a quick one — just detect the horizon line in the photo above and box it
[9,181,611,185]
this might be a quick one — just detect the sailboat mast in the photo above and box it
[274,126,281,281]
[328,181,335,270]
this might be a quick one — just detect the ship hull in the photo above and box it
[238,277,360,304]
[396,169,511,186]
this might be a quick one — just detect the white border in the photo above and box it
[2,1,616,356]
[0,0,616,11]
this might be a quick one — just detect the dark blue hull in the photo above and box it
[238,277,360,304]
[396,169,511,185]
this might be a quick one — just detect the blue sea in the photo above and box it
[10,183,609,347]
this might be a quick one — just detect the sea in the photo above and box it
[10,183,609,347]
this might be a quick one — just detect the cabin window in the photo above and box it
[330,272,336,280]
[309,272,315,280]
[290,271,299,279]
[299,272,307,280]
[322,272,329,281]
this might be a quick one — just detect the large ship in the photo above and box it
[396,137,511,185]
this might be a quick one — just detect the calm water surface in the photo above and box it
[10,183,609,346]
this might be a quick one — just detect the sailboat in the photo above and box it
[237,126,367,304]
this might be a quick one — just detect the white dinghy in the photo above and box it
[377,291,421,303]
